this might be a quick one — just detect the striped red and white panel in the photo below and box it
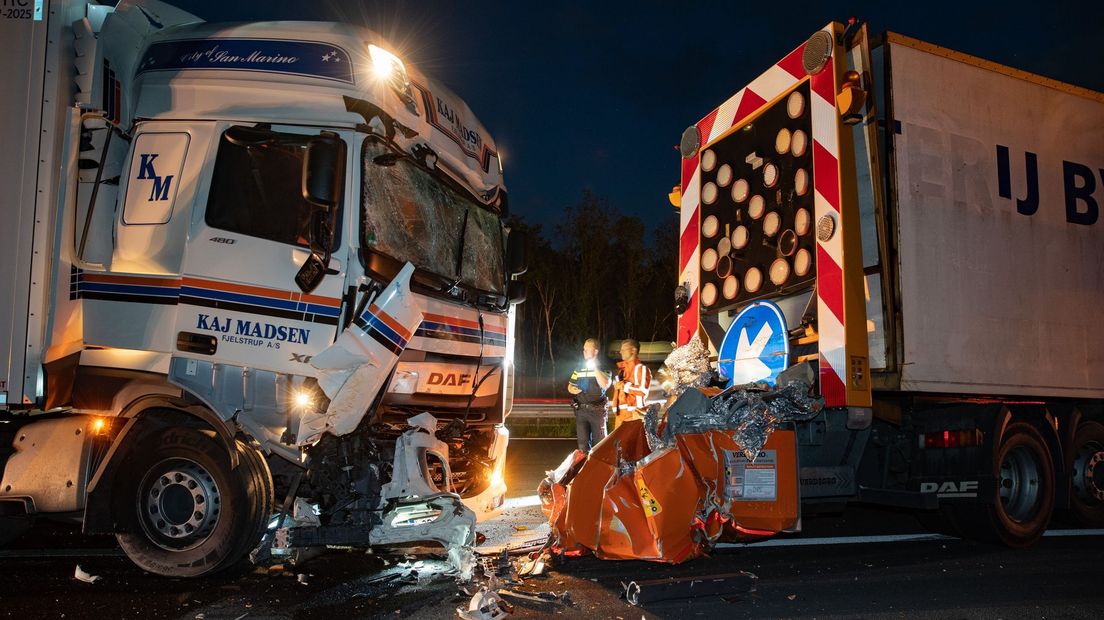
[678,24,848,406]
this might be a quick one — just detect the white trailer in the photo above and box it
[674,21,1103,547]
[1,0,526,577]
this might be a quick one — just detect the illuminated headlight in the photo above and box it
[732,225,749,250]
[794,248,812,276]
[748,195,765,220]
[701,149,717,172]
[717,164,733,187]
[787,91,806,118]
[701,282,718,306]
[731,178,749,203]
[702,214,720,238]
[744,267,763,293]
[763,211,781,237]
[368,44,414,106]
[701,248,718,271]
[769,257,791,285]
[791,130,808,157]
[702,181,718,205]
[292,390,315,410]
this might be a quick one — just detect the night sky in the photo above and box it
[167,0,1103,236]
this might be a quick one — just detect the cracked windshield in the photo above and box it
[361,141,505,294]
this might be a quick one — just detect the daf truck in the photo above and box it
[672,20,1103,547]
[0,0,525,576]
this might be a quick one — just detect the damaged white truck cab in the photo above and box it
[0,0,525,576]
[675,21,1103,547]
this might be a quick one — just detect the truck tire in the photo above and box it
[115,427,271,577]
[1066,421,1104,528]
[954,422,1054,548]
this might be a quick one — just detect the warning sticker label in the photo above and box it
[636,478,663,516]
[724,449,777,501]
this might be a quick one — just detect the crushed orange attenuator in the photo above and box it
[539,396,798,563]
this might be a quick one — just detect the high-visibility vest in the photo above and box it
[614,358,651,417]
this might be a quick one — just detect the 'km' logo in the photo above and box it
[137,153,174,202]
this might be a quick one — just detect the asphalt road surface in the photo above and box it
[1,438,1101,619]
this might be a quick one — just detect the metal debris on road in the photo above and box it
[542,378,816,563]
[457,584,513,620]
[623,571,758,606]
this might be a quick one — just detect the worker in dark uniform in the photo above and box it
[567,338,611,452]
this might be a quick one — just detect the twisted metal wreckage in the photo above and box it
[539,336,823,563]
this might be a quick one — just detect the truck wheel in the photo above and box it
[955,423,1055,548]
[116,427,270,577]
[1067,421,1104,528]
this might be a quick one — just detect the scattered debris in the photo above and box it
[496,589,571,606]
[656,334,714,398]
[542,372,819,563]
[787,594,797,601]
[74,565,101,584]
[457,585,512,620]
[296,573,309,585]
[517,551,550,577]
[623,572,758,606]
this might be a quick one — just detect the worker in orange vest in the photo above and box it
[612,339,652,429]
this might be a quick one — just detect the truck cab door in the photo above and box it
[173,124,351,376]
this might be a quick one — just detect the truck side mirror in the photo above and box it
[507,279,527,305]
[302,132,345,210]
[506,230,528,276]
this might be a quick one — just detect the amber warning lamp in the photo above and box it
[837,70,866,125]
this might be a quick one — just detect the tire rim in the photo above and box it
[1072,440,1104,504]
[999,445,1042,523]
[138,458,221,551]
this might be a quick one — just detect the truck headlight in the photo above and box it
[368,44,415,108]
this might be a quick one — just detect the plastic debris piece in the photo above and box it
[297,573,308,585]
[74,565,101,584]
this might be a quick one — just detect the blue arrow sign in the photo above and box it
[717,300,790,387]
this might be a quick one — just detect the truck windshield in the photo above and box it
[361,140,505,294]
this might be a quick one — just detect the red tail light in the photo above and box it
[921,429,982,449]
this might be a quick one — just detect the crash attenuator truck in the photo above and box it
[1,0,525,576]
[674,20,1103,546]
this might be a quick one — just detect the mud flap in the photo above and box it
[298,263,422,444]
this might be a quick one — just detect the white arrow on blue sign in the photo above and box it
[717,300,790,387]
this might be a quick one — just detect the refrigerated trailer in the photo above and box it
[0,0,526,576]
[673,20,1103,546]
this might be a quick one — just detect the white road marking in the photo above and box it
[503,494,542,509]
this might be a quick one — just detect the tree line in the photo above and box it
[508,190,678,396]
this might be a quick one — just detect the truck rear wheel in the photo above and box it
[115,426,271,577]
[954,422,1054,548]
[1066,421,1104,528]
